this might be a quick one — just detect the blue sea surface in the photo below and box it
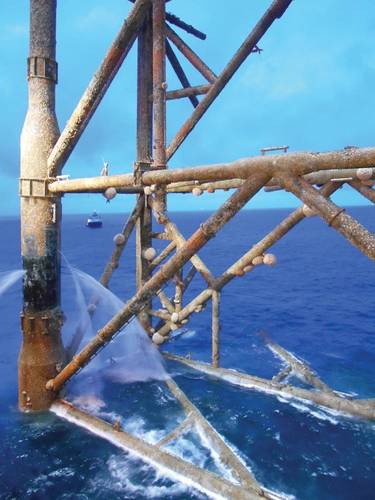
[0,207,374,499]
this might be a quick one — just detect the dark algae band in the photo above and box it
[23,255,59,311]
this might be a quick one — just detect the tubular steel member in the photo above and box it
[19,0,65,412]
[165,378,265,493]
[48,146,375,194]
[166,84,211,101]
[166,0,294,160]
[152,0,167,170]
[280,173,375,261]
[47,0,151,177]
[165,40,200,107]
[152,0,168,230]
[100,195,145,288]
[164,354,375,421]
[165,26,217,83]
[150,207,215,286]
[135,5,153,331]
[46,172,270,392]
[211,291,220,368]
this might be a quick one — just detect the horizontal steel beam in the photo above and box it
[164,354,375,421]
[48,147,375,194]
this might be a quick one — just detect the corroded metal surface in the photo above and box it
[48,146,375,193]
[19,0,65,412]
[152,0,167,169]
[136,7,153,331]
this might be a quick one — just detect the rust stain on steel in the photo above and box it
[47,172,270,391]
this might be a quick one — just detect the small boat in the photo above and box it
[86,211,102,228]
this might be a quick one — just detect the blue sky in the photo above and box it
[1,0,375,215]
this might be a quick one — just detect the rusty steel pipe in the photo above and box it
[47,0,151,176]
[166,26,217,83]
[129,0,207,40]
[48,146,375,194]
[100,196,145,288]
[281,174,375,261]
[136,7,153,330]
[164,354,375,421]
[166,84,211,101]
[166,0,294,160]
[212,291,220,368]
[214,181,342,289]
[19,0,65,412]
[152,0,167,168]
[165,40,199,107]
[46,172,270,391]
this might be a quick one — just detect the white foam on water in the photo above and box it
[48,467,75,478]
[276,397,340,425]
[194,422,240,484]
[71,395,107,414]
[165,434,209,470]
[70,395,126,431]
[105,454,199,498]
[170,328,197,340]
[0,269,24,298]
[122,415,165,445]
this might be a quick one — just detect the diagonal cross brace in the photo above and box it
[166,0,294,160]
[46,172,270,392]
[280,173,375,261]
[48,0,152,177]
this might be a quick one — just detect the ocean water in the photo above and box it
[0,207,374,499]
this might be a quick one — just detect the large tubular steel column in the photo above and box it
[135,5,153,331]
[19,0,65,411]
